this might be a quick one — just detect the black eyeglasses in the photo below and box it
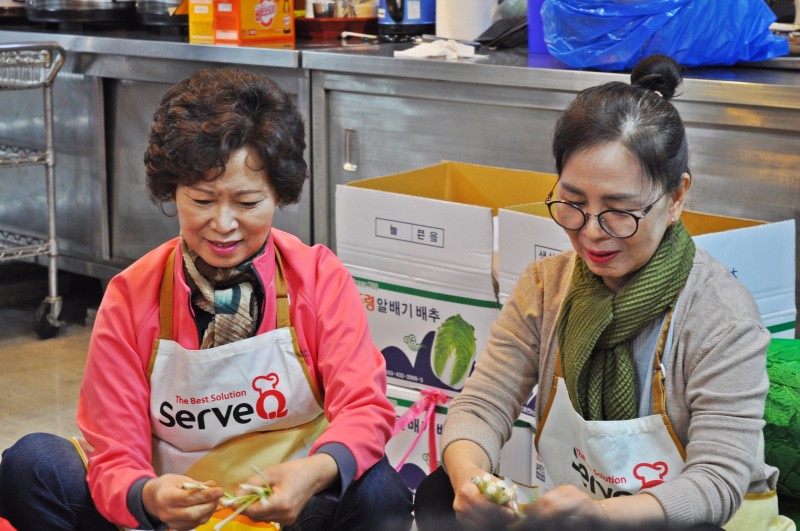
[544,189,663,239]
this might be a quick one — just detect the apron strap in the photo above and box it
[273,245,290,330]
[148,249,177,381]
[651,308,674,417]
[158,248,176,341]
[651,304,687,460]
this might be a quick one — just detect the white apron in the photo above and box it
[535,308,792,531]
[76,246,328,531]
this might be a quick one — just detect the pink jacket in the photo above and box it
[77,230,395,527]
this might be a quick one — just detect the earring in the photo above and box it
[670,217,677,224]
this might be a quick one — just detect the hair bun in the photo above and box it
[630,54,683,101]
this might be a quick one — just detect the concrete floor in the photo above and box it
[0,263,101,454]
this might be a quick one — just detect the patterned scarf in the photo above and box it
[557,223,695,421]
[181,237,263,349]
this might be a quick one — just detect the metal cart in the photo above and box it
[0,42,65,339]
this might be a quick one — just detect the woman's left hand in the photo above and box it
[521,484,603,522]
[241,453,338,525]
[521,487,669,528]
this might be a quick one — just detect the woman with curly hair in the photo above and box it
[0,68,413,531]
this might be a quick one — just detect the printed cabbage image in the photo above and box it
[432,314,476,388]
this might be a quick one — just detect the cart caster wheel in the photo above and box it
[33,301,61,339]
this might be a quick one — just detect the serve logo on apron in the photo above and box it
[150,329,322,454]
[155,372,290,432]
[537,309,685,500]
[150,247,326,472]
[568,441,676,498]
[534,305,791,531]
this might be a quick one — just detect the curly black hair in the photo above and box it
[144,68,308,211]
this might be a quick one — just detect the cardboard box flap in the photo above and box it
[347,161,557,214]
[681,209,763,235]
[505,202,551,217]
[336,184,497,299]
[692,219,795,333]
[497,203,570,304]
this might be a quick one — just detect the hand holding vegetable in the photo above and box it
[450,469,519,530]
[213,467,275,531]
[470,474,520,511]
[517,484,602,524]
[239,453,338,526]
[444,441,519,530]
[142,473,224,531]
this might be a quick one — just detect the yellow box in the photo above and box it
[188,0,215,44]
[214,0,295,44]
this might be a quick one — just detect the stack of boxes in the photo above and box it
[335,161,558,491]
[187,0,295,45]
[336,160,797,494]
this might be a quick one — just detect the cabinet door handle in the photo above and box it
[343,128,358,172]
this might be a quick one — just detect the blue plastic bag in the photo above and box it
[541,0,790,71]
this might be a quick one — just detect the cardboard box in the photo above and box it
[335,162,557,398]
[385,384,537,491]
[687,212,796,339]
[215,0,295,44]
[188,0,215,43]
[497,202,567,306]
[497,204,797,338]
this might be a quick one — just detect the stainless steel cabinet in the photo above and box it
[311,72,573,247]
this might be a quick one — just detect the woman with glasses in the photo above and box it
[414,54,789,531]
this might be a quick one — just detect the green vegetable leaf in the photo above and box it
[432,314,476,387]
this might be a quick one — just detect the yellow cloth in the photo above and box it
[722,491,796,531]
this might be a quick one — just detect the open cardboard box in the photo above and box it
[335,162,556,400]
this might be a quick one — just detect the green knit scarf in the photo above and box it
[557,222,695,421]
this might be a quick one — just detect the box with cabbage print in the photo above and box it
[335,161,557,397]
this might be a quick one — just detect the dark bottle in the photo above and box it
[377,0,436,42]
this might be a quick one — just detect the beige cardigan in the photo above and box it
[442,248,779,528]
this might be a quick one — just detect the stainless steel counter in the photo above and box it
[0,25,314,279]
[0,24,301,67]
[1,24,798,95]
[303,43,800,109]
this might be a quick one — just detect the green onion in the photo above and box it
[181,482,209,491]
[214,466,278,531]
[470,474,523,516]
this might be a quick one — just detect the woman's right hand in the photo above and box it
[444,440,518,530]
[142,473,224,531]
[451,468,518,530]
